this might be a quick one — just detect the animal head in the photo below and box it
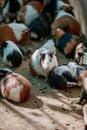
[74,43,87,64]
[0,67,12,79]
[39,50,58,72]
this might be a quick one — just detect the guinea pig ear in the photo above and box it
[22,28,29,34]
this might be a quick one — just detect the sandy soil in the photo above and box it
[0,38,84,130]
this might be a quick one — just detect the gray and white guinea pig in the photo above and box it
[0,23,30,45]
[1,40,23,67]
[16,1,44,26]
[0,68,31,102]
[48,64,74,89]
[29,48,58,78]
[67,61,85,81]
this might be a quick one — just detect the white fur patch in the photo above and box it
[41,39,56,53]
[55,10,74,20]
[30,32,38,38]
[56,0,69,11]
[83,53,87,64]
[1,77,23,102]
[3,1,9,15]
[8,23,28,41]
[24,5,39,26]
[3,40,23,66]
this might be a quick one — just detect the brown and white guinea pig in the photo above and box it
[16,1,44,26]
[74,42,87,65]
[83,104,87,130]
[29,48,58,78]
[56,0,74,16]
[52,28,80,58]
[0,23,29,45]
[1,40,23,67]
[48,64,76,89]
[0,68,31,102]
[2,0,30,23]
[51,9,81,36]
[29,0,57,40]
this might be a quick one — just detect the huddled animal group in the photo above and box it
[0,0,87,129]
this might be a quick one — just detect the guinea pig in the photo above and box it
[51,10,81,36]
[83,104,87,130]
[0,23,29,45]
[0,68,31,102]
[29,48,58,78]
[1,40,23,67]
[67,61,85,82]
[2,0,30,23]
[29,0,57,40]
[48,64,76,89]
[53,28,80,58]
[16,1,44,26]
[74,43,87,65]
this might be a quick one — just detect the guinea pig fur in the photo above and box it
[77,71,87,104]
[74,43,87,65]
[1,40,23,67]
[41,39,56,53]
[56,31,80,58]
[51,10,81,36]
[0,68,31,102]
[0,23,29,45]
[29,48,58,78]
[48,64,74,89]
[67,62,85,81]
[16,1,44,26]
[83,104,87,130]
[29,0,57,40]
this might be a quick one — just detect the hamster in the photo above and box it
[48,64,75,89]
[0,68,31,102]
[0,23,29,45]
[29,48,58,78]
[1,40,23,67]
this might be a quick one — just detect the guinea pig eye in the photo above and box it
[40,53,46,62]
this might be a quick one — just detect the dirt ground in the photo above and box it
[0,38,84,130]
[0,0,86,130]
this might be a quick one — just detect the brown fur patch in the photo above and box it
[64,39,78,55]
[1,73,31,102]
[29,55,39,76]
[29,1,44,14]
[51,15,81,36]
[0,24,17,45]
